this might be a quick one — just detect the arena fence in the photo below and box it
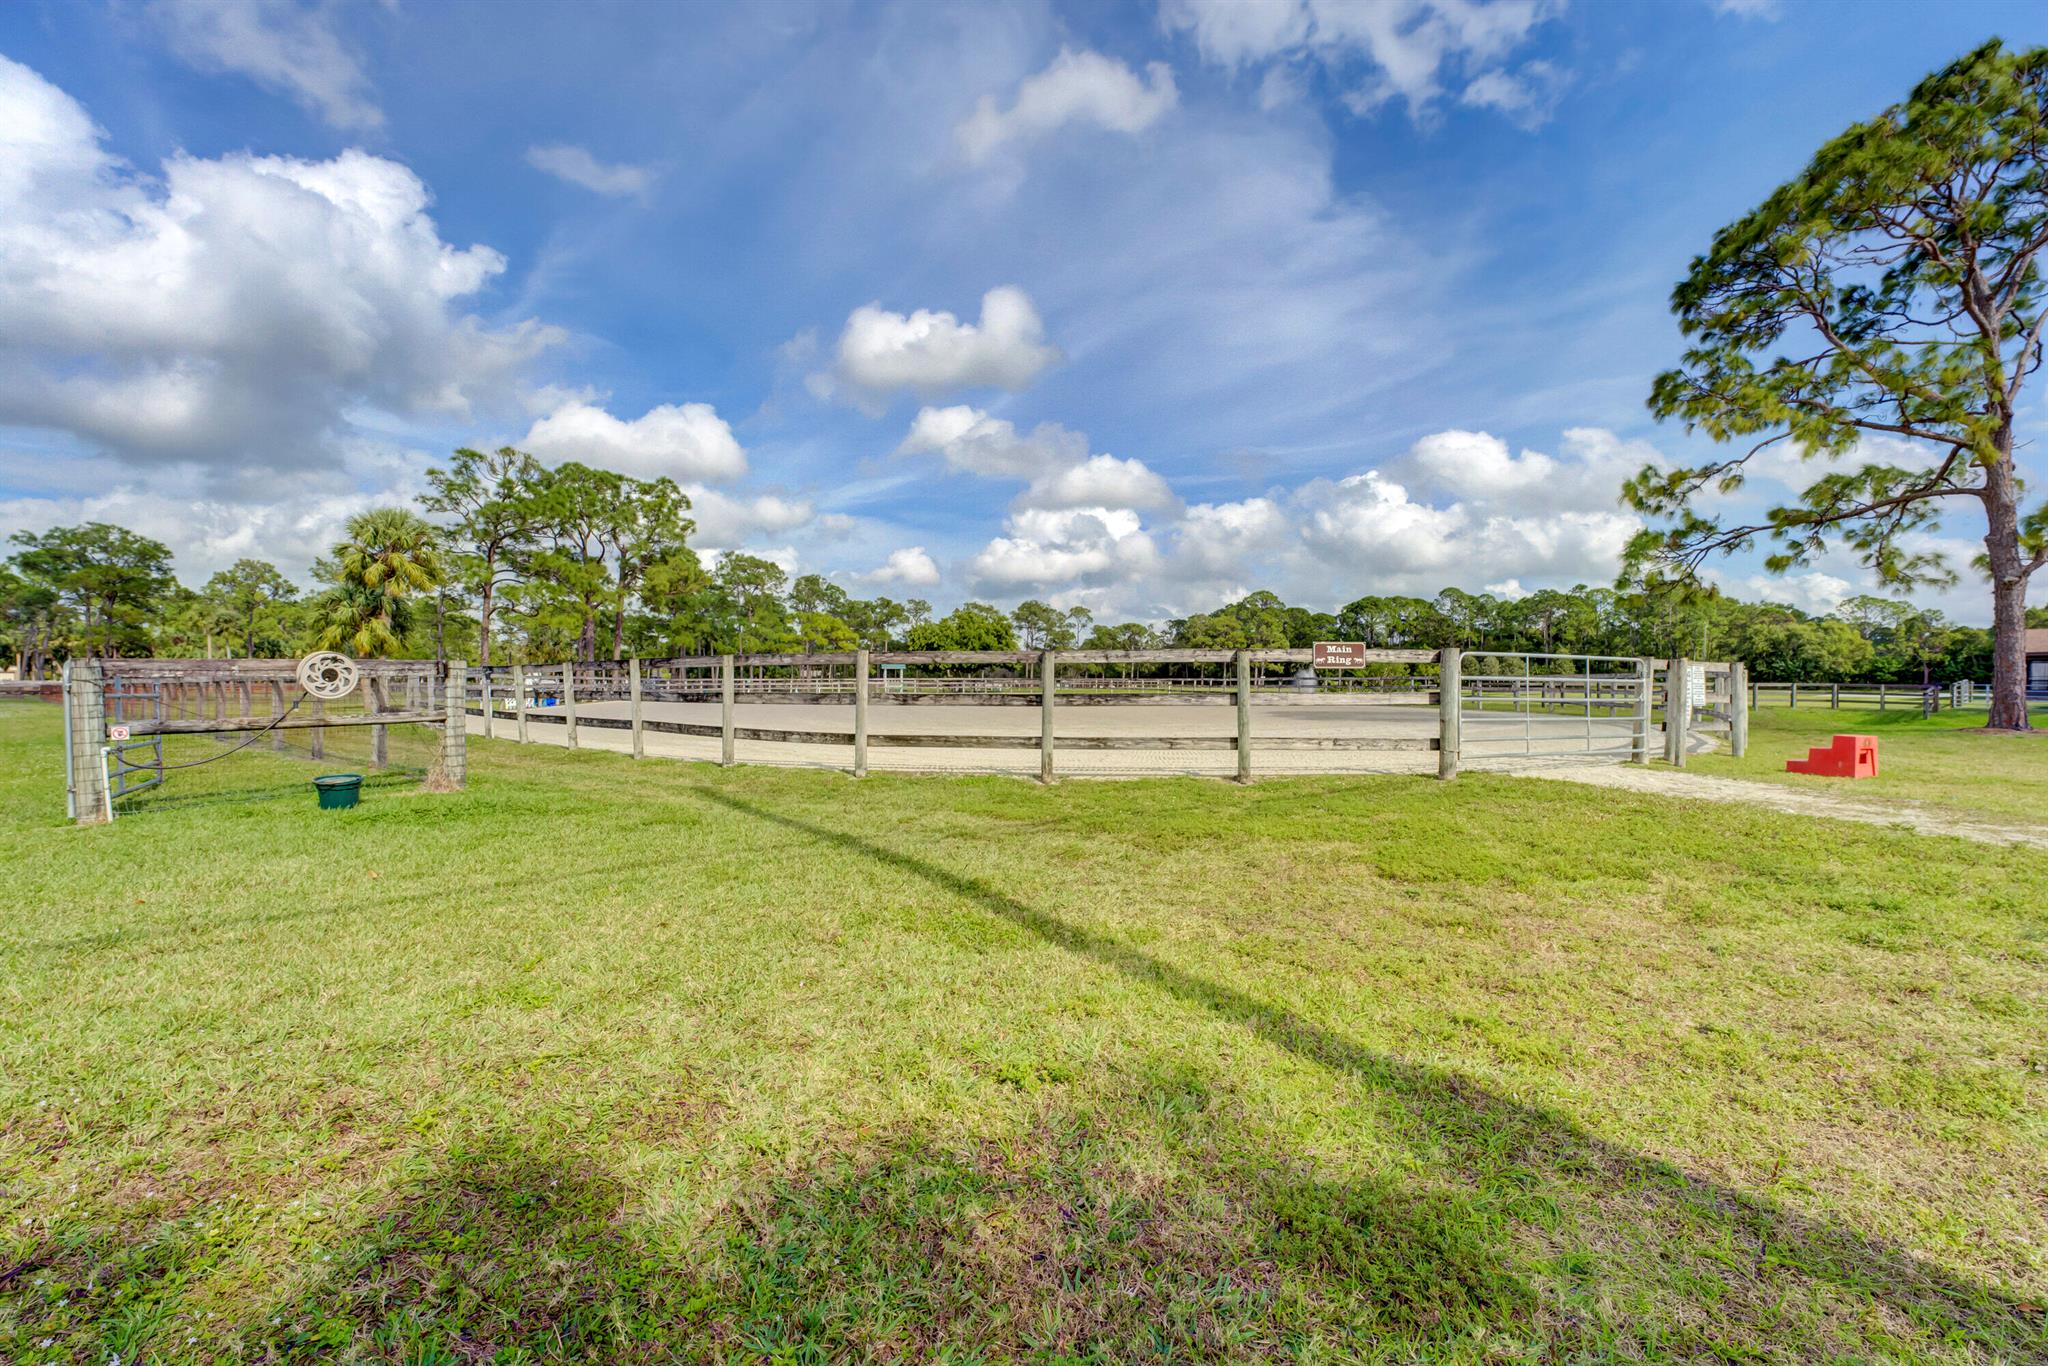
[456,648,1747,784]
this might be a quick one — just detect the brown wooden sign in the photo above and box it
[1312,641,1371,669]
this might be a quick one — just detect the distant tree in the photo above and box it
[602,476,697,659]
[422,446,548,667]
[905,601,1016,651]
[797,610,858,653]
[1010,599,1066,649]
[715,554,800,653]
[1628,41,2048,728]
[202,559,295,657]
[316,508,445,658]
[789,574,852,619]
[1083,621,1162,651]
[8,522,174,660]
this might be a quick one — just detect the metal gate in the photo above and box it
[1456,652,1652,764]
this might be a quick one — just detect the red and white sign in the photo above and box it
[107,724,131,741]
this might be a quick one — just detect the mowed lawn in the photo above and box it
[1,700,2043,1364]
[1689,701,2048,829]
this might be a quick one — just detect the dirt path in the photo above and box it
[1502,761,2048,849]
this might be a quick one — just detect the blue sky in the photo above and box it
[3,0,2044,624]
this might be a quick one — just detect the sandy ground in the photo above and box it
[469,696,1651,777]
[464,696,2047,847]
[1496,760,2048,849]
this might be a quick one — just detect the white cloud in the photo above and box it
[1018,454,1180,513]
[863,546,942,587]
[0,55,556,469]
[151,0,382,131]
[1459,59,1570,131]
[683,487,815,546]
[1162,0,1555,124]
[1708,0,1780,18]
[521,400,747,482]
[814,286,1060,404]
[525,144,654,197]
[895,405,1087,478]
[972,506,1160,590]
[1711,570,1852,616]
[956,48,1178,164]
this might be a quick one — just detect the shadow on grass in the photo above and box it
[681,783,2047,1361]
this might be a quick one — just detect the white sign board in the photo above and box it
[1685,666,1707,709]
[107,724,131,741]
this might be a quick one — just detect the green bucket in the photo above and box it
[313,773,364,810]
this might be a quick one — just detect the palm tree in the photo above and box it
[315,508,445,658]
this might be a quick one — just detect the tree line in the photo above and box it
[3,445,2033,685]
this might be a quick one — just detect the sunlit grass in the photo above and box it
[0,699,2041,1362]
[1690,700,2048,827]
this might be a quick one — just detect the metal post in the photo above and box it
[854,648,870,778]
[1437,648,1461,780]
[1040,650,1057,784]
[628,656,644,759]
[559,662,577,749]
[514,664,528,743]
[1630,657,1653,764]
[1730,661,1749,758]
[1235,650,1253,783]
[720,654,736,766]
[1665,656,1689,767]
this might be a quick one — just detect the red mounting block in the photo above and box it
[1786,734,1879,778]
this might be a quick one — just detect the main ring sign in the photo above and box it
[1312,641,1370,668]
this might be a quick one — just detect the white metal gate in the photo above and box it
[1456,653,1653,764]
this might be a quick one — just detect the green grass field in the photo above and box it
[1690,701,2048,828]
[2,699,2043,1363]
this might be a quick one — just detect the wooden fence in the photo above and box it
[459,648,1745,783]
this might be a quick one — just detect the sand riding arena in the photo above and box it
[459,648,1747,781]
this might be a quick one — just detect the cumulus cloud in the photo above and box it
[956,48,1178,163]
[521,399,747,481]
[683,487,815,547]
[1161,0,1556,124]
[1710,570,1852,616]
[972,506,1159,590]
[525,143,654,196]
[895,406,1088,478]
[1017,454,1180,514]
[862,546,942,587]
[152,0,382,130]
[813,286,1060,405]
[0,55,556,469]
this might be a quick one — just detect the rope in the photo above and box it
[130,693,310,772]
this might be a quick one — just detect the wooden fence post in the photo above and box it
[481,668,494,740]
[370,675,388,769]
[1630,657,1653,764]
[437,663,468,790]
[1665,656,1689,767]
[310,697,325,760]
[720,655,736,766]
[64,659,109,825]
[270,680,288,751]
[1235,650,1253,783]
[514,664,528,743]
[1831,682,1840,709]
[1040,650,1057,784]
[1730,662,1749,758]
[1437,649,1461,780]
[854,648,869,778]
[628,657,644,759]
[1879,682,1887,712]
[1789,681,1798,709]
[562,662,578,750]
